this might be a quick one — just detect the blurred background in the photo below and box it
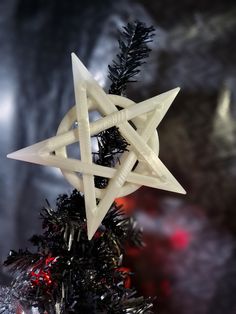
[0,0,236,313]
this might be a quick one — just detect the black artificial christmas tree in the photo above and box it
[2,21,155,313]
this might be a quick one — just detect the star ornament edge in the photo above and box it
[7,52,186,240]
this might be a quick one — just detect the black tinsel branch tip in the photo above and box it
[108,20,155,96]
[4,249,41,272]
[93,21,155,189]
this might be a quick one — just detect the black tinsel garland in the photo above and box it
[94,21,154,189]
[4,191,153,313]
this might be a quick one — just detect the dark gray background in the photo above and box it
[0,1,235,313]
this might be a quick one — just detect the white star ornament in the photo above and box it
[7,53,186,240]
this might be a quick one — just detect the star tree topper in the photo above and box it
[7,53,186,240]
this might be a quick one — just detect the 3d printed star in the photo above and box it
[7,53,186,240]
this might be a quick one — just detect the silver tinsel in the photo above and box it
[0,288,41,314]
[0,287,16,314]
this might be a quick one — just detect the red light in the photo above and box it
[29,256,57,287]
[115,197,135,215]
[116,267,131,288]
[170,229,190,250]
[160,279,171,296]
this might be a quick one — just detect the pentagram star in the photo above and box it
[7,53,186,240]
